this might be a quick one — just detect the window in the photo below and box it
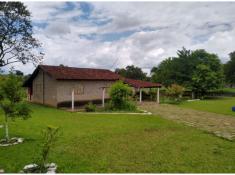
[74,85,84,95]
[67,85,84,95]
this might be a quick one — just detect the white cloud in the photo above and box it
[9,2,235,75]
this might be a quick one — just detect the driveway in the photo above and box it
[139,102,235,140]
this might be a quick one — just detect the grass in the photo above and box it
[222,88,235,93]
[179,97,235,116]
[0,103,235,173]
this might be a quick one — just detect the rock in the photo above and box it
[46,163,57,174]
[18,138,23,143]
[0,169,4,173]
[23,163,57,173]
[23,164,38,172]
[0,137,24,147]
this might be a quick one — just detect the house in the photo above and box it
[23,65,161,108]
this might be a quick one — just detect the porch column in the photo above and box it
[157,87,160,104]
[102,87,105,107]
[139,88,142,103]
[71,89,74,111]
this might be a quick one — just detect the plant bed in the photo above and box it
[22,163,57,173]
[0,137,23,147]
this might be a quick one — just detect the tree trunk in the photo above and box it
[5,115,9,142]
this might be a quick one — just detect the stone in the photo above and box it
[23,164,38,172]
[0,169,4,173]
[46,163,57,174]
[0,137,24,147]
[18,138,23,143]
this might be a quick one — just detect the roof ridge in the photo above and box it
[39,64,112,71]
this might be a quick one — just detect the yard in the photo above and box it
[179,97,235,116]
[0,103,235,173]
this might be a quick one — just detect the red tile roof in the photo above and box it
[123,78,161,88]
[40,65,120,80]
[23,65,161,88]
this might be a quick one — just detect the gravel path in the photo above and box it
[139,102,235,140]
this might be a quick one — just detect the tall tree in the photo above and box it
[151,48,224,95]
[192,64,221,97]
[115,65,147,80]
[224,51,235,86]
[151,58,177,86]
[0,2,43,68]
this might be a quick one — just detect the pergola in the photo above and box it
[123,78,162,103]
[71,79,162,111]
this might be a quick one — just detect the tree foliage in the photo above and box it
[192,64,220,96]
[224,51,235,86]
[115,65,147,80]
[151,48,224,94]
[109,81,136,111]
[0,73,31,141]
[0,2,43,67]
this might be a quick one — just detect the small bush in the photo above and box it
[123,101,137,111]
[109,81,136,111]
[36,126,60,173]
[149,89,157,101]
[85,102,96,112]
[165,84,185,103]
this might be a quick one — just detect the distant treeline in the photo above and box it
[115,47,235,98]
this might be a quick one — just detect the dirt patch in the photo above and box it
[139,102,235,140]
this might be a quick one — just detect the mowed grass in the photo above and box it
[0,104,235,173]
[180,97,235,116]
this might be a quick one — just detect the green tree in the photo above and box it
[115,65,147,80]
[109,81,136,111]
[192,64,222,98]
[151,48,224,94]
[15,70,24,76]
[0,73,31,142]
[0,2,43,67]
[151,58,177,86]
[224,51,235,86]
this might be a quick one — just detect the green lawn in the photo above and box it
[0,104,235,173]
[180,97,235,116]
[222,88,235,93]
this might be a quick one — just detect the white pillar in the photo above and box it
[139,88,142,103]
[157,87,160,104]
[102,88,105,107]
[72,89,74,111]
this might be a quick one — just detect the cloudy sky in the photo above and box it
[13,1,235,74]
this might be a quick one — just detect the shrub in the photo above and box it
[109,81,136,111]
[122,101,137,111]
[149,88,157,101]
[165,84,185,103]
[84,102,96,112]
[37,126,60,173]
